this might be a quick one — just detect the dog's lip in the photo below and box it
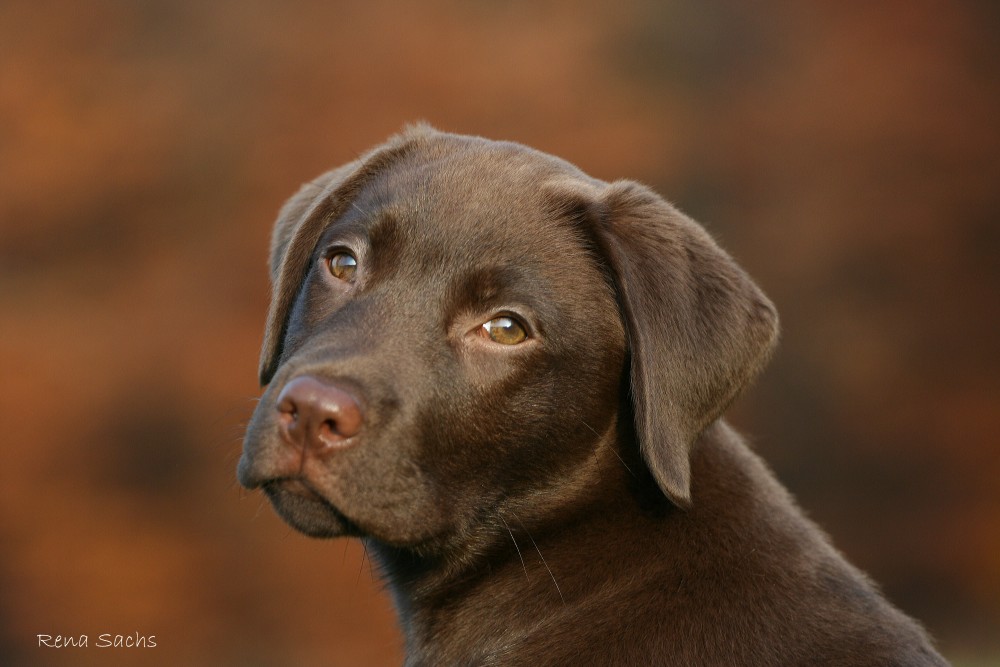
[266,477,329,504]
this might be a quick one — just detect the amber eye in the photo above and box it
[327,252,357,281]
[481,316,528,345]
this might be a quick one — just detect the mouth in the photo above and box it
[262,478,363,538]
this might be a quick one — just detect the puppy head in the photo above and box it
[239,126,629,549]
[238,126,777,552]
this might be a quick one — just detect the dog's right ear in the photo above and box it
[258,125,433,385]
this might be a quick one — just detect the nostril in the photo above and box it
[277,395,297,416]
[330,402,363,439]
[276,396,299,432]
[278,408,296,427]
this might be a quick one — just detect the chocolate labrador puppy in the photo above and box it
[238,125,948,666]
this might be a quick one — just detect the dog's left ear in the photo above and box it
[552,179,779,508]
[267,163,360,287]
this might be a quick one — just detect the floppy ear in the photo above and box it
[258,126,431,385]
[595,181,779,508]
[267,162,360,286]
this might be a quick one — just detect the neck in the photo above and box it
[367,435,673,663]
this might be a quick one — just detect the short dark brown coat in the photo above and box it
[239,125,948,666]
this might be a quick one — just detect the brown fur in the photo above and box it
[239,125,948,665]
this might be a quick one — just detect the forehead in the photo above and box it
[319,137,603,280]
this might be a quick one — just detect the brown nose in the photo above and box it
[275,376,363,454]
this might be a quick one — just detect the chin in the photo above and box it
[263,480,362,538]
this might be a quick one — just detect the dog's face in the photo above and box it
[239,127,778,553]
[239,134,628,549]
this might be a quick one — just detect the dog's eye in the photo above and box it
[482,316,528,345]
[327,252,357,282]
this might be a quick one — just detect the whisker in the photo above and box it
[582,422,604,478]
[611,448,638,480]
[358,542,369,587]
[498,513,529,583]
[583,419,636,480]
[511,512,564,604]
[367,542,376,583]
[252,496,268,521]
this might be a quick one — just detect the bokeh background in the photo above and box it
[2,1,998,665]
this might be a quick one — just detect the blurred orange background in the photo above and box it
[2,1,998,665]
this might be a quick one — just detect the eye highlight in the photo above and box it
[326,251,357,282]
[481,316,528,345]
